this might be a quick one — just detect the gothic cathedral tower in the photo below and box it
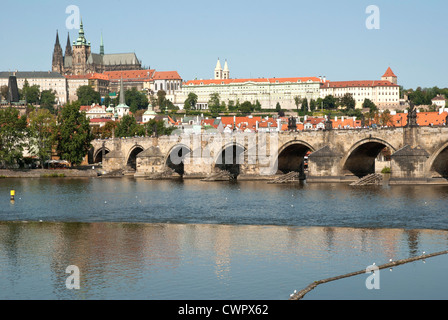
[52,31,64,74]
[65,33,72,58]
[72,19,91,75]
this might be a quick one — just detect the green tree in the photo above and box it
[301,98,308,112]
[143,119,176,137]
[103,121,118,139]
[0,85,8,101]
[323,95,337,110]
[294,96,301,114]
[340,93,356,110]
[40,89,57,113]
[184,92,198,111]
[316,98,323,111]
[275,102,281,112]
[208,93,222,114]
[22,80,40,104]
[103,95,111,107]
[309,99,316,112]
[240,101,254,115]
[157,90,167,111]
[0,107,28,167]
[55,102,94,166]
[124,88,149,114]
[362,98,377,113]
[254,100,262,111]
[28,109,56,167]
[228,100,236,111]
[76,85,101,105]
[115,114,144,137]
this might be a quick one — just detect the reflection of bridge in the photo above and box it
[89,126,448,184]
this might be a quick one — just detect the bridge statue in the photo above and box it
[325,114,333,131]
[288,116,297,131]
[407,101,418,127]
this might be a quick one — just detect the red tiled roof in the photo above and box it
[382,67,397,78]
[321,80,398,88]
[153,71,182,80]
[90,118,113,123]
[65,73,110,81]
[104,69,155,82]
[185,77,323,86]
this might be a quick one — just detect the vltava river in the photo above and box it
[0,178,447,299]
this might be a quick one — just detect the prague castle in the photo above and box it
[52,20,143,76]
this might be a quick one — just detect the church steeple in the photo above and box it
[100,33,104,55]
[65,33,72,57]
[55,30,60,47]
[52,30,64,74]
[75,18,89,46]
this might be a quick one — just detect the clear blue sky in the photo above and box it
[1,0,446,89]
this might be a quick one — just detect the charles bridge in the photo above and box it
[88,124,448,184]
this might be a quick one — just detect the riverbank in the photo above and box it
[0,169,99,178]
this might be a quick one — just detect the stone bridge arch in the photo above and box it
[126,144,145,171]
[341,137,397,178]
[164,144,192,177]
[276,140,316,174]
[92,146,110,164]
[426,140,448,179]
[214,142,246,179]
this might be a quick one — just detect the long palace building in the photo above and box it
[174,59,324,110]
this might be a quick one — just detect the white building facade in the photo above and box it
[0,71,68,104]
[173,59,323,110]
[319,68,400,110]
[176,77,323,110]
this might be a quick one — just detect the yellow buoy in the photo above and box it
[10,190,15,200]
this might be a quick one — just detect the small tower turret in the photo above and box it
[223,59,230,80]
[214,58,223,80]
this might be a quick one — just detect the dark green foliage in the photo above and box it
[40,89,57,113]
[362,98,377,112]
[115,115,144,137]
[124,87,149,114]
[55,102,94,166]
[0,107,28,167]
[76,85,101,106]
[340,93,355,110]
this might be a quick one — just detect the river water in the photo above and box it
[0,177,447,300]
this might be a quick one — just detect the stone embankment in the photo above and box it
[0,169,99,178]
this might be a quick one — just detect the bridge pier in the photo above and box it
[389,145,430,184]
[134,146,165,178]
[306,146,352,182]
[183,155,213,179]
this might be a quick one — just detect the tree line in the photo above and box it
[0,80,57,113]
[0,102,174,169]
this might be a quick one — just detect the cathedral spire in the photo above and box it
[100,33,104,55]
[75,18,89,46]
[55,30,60,46]
[65,33,72,57]
[52,30,63,74]
[119,77,126,105]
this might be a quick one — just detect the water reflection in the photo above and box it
[1,222,447,299]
